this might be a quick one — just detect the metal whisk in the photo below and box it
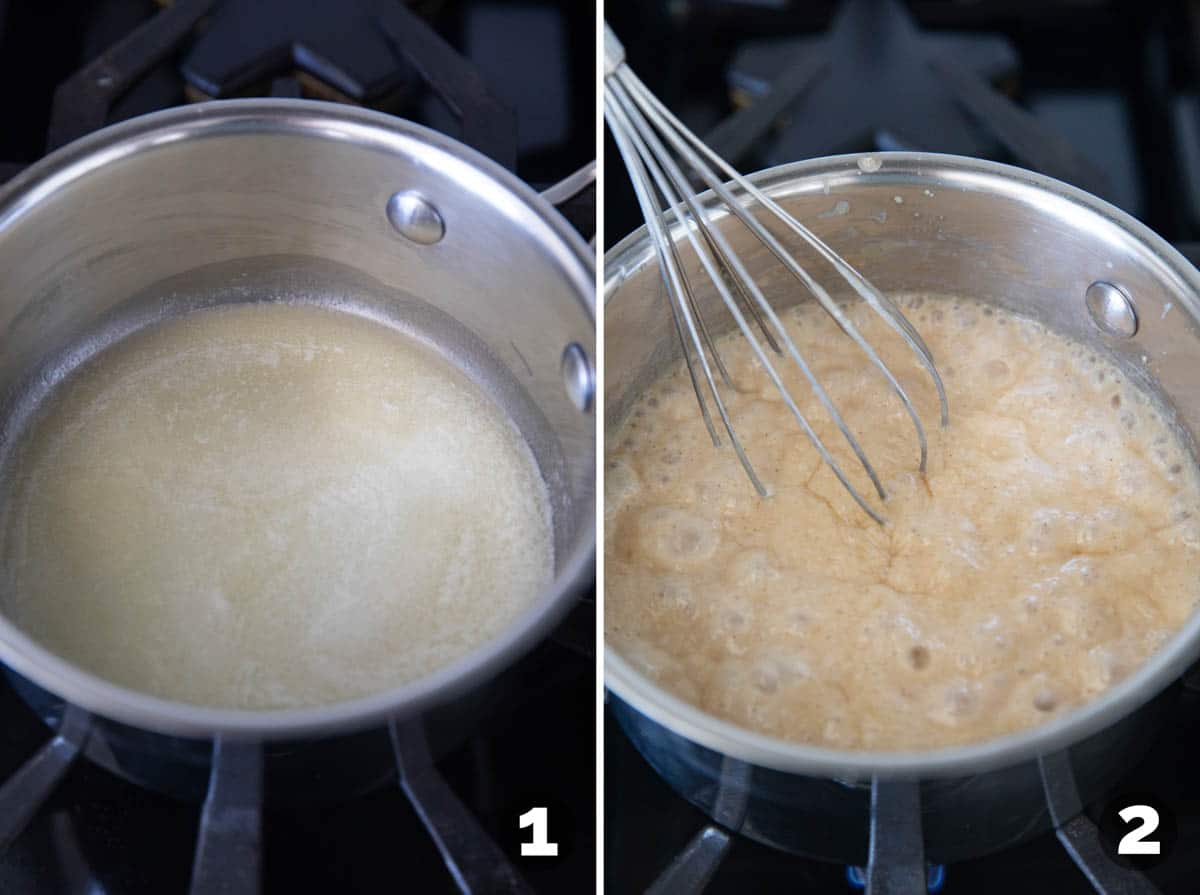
[603,25,948,524]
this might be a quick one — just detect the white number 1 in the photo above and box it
[1118,805,1161,855]
[519,806,559,857]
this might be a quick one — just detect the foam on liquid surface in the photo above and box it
[0,303,553,709]
[606,296,1200,750]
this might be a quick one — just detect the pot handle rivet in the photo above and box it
[386,191,445,245]
[561,343,594,413]
[1085,281,1138,338]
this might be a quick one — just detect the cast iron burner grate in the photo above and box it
[0,0,518,180]
[618,729,1162,895]
[602,0,1170,248]
[179,0,420,104]
[0,713,532,894]
[608,609,1200,893]
[1,0,596,236]
[612,652,1200,895]
[714,0,1107,200]
[0,4,593,892]
[0,594,593,895]
[44,0,515,167]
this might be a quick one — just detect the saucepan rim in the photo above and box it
[604,150,1200,779]
[0,98,595,740]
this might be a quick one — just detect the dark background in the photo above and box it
[0,0,595,195]
[604,0,1200,249]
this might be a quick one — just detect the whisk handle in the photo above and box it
[603,23,625,77]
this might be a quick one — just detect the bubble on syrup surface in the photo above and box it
[1025,508,1077,555]
[720,605,752,633]
[622,638,677,679]
[603,292,1200,751]
[1082,644,1127,693]
[784,606,812,634]
[636,506,719,566]
[1053,592,1121,643]
[955,307,979,328]
[605,458,642,516]
[780,652,813,679]
[729,549,778,587]
[1115,464,1150,499]
[752,659,781,694]
[1059,555,1096,583]
[1033,686,1059,712]
[928,679,981,726]
[653,577,695,612]
[823,717,851,745]
[1075,506,1130,552]
[984,358,1009,381]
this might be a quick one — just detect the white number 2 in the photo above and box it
[519,807,559,857]
[1117,805,1161,855]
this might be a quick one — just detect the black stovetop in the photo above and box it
[603,0,1200,892]
[0,2,595,893]
[604,0,1200,249]
[605,678,1200,894]
[0,0,595,196]
[1,620,594,894]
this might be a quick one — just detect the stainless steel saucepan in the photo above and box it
[605,152,1200,865]
[0,99,594,755]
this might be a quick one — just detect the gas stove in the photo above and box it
[603,1,1200,892]
[0,2,595,893]
[606,671,1200,894]
[0,0,594,236]
[0,620,594,895]
[604,0,1192,249]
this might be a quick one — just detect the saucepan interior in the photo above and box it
[0,99,594,739]
[604,151,1200,779]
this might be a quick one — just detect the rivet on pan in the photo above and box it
[386,191,445,245]
[1085,281,1138,338]
[561,343,594,413]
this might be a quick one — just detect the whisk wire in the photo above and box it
[692,216,785,356]
[665,278,722,447]
[668,234,735,389]
[624,72,951,433]
[608,78,888,523]
[610,77,889,508]
[605,26,947,522]
[604,89,769,496]
[621,69,932,475]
